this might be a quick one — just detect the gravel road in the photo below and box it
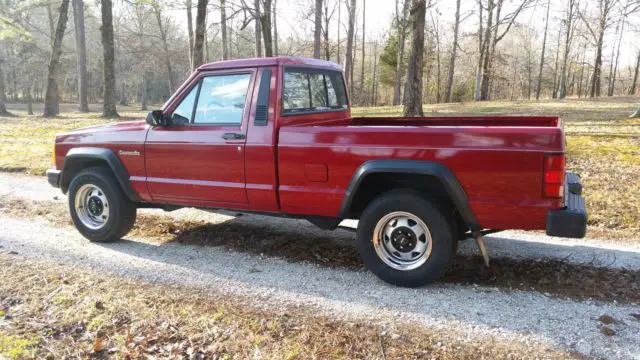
[1,172,639,359]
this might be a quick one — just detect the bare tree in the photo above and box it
[431,10,441,103]
[393,0,410,105]
[273,0,278,55]
[359,0,365,104]
[479,0,533,101]
[43,0,70,117]
[630,51,639,95]
[557,0,578,99]
[535,0,550,100]
[444,0,460,103]
[580,0,615,97]
[344,0,356,92]
[186,0,194,65]
[0,58,8,116]
[607,17,624,96]
[220,0,229,59]
[254,0,262,57]
[474,0,484,100]
[153,4,175,92]
[261,0,274,56]
[314,0,323,58]
[403,0,428,116]
[101,0,118,118]
[72,0,88,112]
[192,0,208,70]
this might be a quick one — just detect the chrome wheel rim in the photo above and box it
[372,211,432,271]
[74,184,109,230]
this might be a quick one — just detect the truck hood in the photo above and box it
[55,120,148,145]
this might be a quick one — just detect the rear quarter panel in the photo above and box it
[277,125,564,230]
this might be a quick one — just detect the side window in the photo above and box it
[171,84,198,125]
[283,69,348,114]
[193,73,251,124]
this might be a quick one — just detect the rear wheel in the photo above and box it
[68,167,136,242]
[356,190,455,287]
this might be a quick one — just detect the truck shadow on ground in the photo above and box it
[117,215,640,304]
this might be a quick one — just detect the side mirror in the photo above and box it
[146,110,166,127]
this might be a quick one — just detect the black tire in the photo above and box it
[356,189,455,287]
[68,166,136,242]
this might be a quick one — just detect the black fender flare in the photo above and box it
[338,160,481,231]
[60,147,141,201]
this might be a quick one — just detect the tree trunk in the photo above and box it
[393,0,410,106]
[477,0,493,100]
[474,0,484,100]
[590,29,604,98]
[186,0,194,66]
[336,0,340,64]
[100,0,119,118]
[72,0,89,112]
[371,41,378,106]
[535,0,550,100]
[254,0,262,57]
[323,0,330,60]
[43,0,70,117]
[273,0,278,56]
[432,12,441,103]
[558,0,576,99]
[402,0,426,116]
[608,18,624,97]
[155,8,175,92]
[0,58,8,116]
[359,0,365,104]
[444,0,460,103]
[314,0,323,58]
[192,0,208,70]
[344,0,356,93]
[140,74,148,111]
[577,41,586,98]
[220,0,229,60]
[629,51,640,95]
[480,0,499,101]
[261,0,273,57]
[27,84,33,115]
[551,21,562,99]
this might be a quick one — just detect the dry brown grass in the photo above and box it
[2,195,638,305]
[1,98,639,238]
[0,252,573,359]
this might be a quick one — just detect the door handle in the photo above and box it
[221,133,245,140]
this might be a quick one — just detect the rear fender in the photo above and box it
[339,160,480,232]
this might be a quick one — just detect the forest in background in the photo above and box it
[0,0,639,117]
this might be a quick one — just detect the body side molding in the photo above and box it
[338,160,481,231]
[61,147,141,201]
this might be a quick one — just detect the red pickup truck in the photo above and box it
[47,56,587,286]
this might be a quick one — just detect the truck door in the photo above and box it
[144,68,257,204]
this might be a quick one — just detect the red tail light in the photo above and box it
[543,154,565,198]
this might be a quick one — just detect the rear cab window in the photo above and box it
[282,68,348,115]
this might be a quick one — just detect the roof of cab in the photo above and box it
[197,56,342,72]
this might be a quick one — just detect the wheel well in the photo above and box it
[346,172,467,233]
[61,159,110,193]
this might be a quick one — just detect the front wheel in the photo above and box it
[356,190,455,287]
[68,167,137,242]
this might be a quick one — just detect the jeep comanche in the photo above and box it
[47,56,587,287]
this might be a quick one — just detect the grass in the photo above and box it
[2,194,639,304]
[0,252,574,359]
[1,98,639,237]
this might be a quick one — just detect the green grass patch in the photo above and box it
[0,335,38,359]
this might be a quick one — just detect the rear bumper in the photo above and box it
[545,172,587,238]
[46,169,62,188]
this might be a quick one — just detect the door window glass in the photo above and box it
[193,73,251,124]
[172,84,198,125]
